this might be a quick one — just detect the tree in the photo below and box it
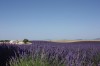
[23,39,29,44]
[5,40,10,42]
[0,40,5,42]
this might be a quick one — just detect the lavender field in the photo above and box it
[0,41,100,66]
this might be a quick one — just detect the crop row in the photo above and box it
[0,41,100,66]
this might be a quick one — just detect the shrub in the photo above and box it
[23,39,29,44]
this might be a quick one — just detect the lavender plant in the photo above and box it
[0,41,100,66]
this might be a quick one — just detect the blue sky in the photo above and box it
[0,0,100,40]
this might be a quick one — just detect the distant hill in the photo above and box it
[94,38,100,40]
[51,40,100,43]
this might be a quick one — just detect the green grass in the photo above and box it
[9,55,66,66]
[10,57,65,66]
[9,52,100,66]
[9,56,50,66]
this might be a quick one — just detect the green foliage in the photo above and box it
[0,40,5,42]
[9,55,66,66]
[9,56,50,66]
[5,40,10,42]
[23,39,29,44]
[0,40,10,42]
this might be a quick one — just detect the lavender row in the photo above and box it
[0,41,100,66]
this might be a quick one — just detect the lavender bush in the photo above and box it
[0,41,100,66]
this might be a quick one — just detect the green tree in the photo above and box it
[0,40,5,42]
[5,40,10,42]
[23,39,29,44]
